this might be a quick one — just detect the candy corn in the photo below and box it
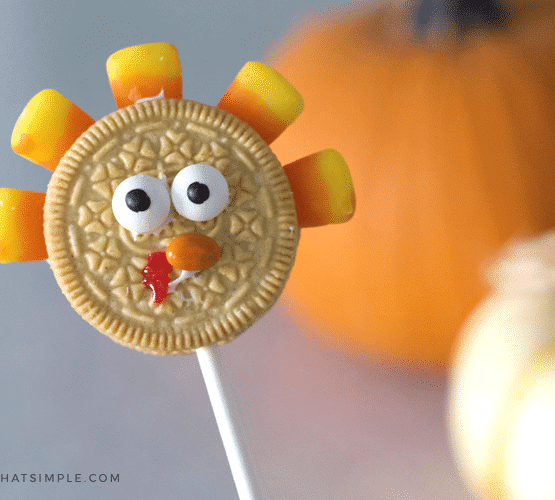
[218,62,303,145]
[107,42,182,109]
[11,90,94,172]
[282,149,355,228]
[0,188,47,263]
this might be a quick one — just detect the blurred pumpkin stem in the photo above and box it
[365,0,548,49]
[441,0,510,31]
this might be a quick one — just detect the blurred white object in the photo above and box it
[448,229,555,500]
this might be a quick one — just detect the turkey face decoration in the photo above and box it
[3,43,355,355]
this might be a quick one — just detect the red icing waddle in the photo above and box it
[142,252,173,304]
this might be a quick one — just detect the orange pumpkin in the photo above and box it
[267,0,555,369]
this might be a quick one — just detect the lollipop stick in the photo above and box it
[196,345,266,500]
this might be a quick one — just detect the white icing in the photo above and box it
[135,89,165,104]
[168,270,196,293]
[171,289,193,307]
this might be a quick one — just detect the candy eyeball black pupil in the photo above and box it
[187,182,210,204]
[125,189,151,212]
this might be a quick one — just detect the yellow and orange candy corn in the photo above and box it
[218,62,304,146]
[11,90,94,172]
[107,42,182,109]
[0,188,47,263]
[282,149,355,228]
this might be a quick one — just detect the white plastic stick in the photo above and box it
[196,345,266,500]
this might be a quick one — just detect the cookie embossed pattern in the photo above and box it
[2,42,355,499]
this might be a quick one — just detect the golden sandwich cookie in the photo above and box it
[44,99,298,354]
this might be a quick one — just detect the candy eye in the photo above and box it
[171,164,229,221]
[112,175,171,234]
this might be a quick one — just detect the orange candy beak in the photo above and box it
[166,233,220,271]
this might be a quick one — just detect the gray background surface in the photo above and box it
[1,0,474,498]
